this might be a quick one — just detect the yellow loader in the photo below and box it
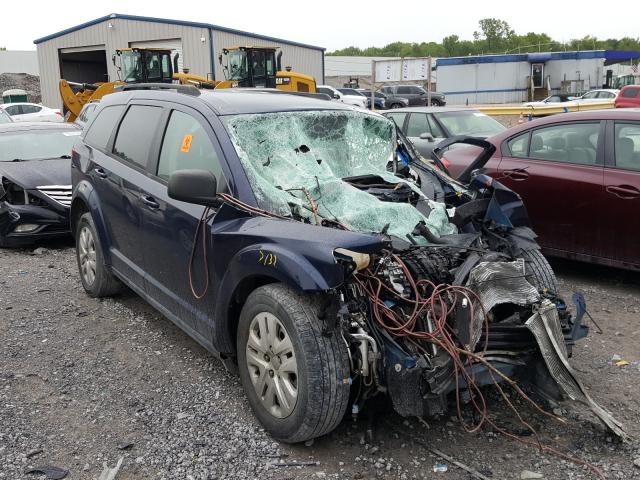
[60,47,316,122]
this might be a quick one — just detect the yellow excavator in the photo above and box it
[60,46,316,122]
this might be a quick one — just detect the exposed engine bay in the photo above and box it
[221,110,627,441]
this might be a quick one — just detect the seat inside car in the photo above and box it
[616,136,638,170]
[531,135,568,161]
[565,132,596,164]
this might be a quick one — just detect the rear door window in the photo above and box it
[157,110,226,191]
[113,105,163,168]
[529,122,600,165]
[5,105,22,116]
[614,123,640,171]
[406,113,430,137]
[83,105,126,150]
[397,86,412,95]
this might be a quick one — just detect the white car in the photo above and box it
[573,89,619,103]
[316,85,343,102]
[316,85,367,109]
[336,88,368,109]
[523,94,577,107]
[0,102,63,123]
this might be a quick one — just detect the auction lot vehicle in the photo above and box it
[383,107,506,159]
[357,89,408,110]
[70,86,625,443]
[443,110,640,271]
[615,86,640,108]
[523,93,577,107]
[381,85,446,107]
[0,122,80,246]
[0,102,63,123]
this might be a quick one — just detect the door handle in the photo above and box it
[93,167,108,179]
[503,168,530,181]
[140,195,160,209]
[606,185,640,199]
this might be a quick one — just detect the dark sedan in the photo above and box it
[0,122,80,246]
[383,107,506,158]
[443,109,640,271]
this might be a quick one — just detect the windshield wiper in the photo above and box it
[59,155,71,159]
[11,158,24,162]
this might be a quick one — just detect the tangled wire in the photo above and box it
[354,252,605,479]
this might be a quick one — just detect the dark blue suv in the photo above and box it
[70,86,600,444]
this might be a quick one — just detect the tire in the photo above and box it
[519,248,558,295]
[75,212,121,297]
[237,284,350,443]
[431,99,443,107]
[390,103,402,109]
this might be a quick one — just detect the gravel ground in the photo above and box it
[0,73,41,104]
[1,241,639,480]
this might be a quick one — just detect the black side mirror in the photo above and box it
[333,93,341,99]
[168,170,221,208]
[419,132,435,142]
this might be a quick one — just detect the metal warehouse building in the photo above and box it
[34,13,325,108]
[436,50,640,105]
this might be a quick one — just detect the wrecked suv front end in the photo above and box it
[216,108,625,443]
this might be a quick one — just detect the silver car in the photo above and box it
[383,106,506,158]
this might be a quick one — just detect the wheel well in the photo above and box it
[70,198,90,237]
[227,275,278,352]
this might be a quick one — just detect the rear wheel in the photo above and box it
[237,284,350,443]
[76,213,121,297]
[390,103,403,109]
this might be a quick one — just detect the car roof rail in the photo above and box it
[230,88,331,101]
[116,83,201,96]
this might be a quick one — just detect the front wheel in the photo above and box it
[237,284,350,443]
[390,103,403,109]
[519,248,558,294]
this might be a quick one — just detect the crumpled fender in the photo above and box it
[211,242,348,354]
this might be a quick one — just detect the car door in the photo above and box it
[405,112,446,158]
[140,106,228,341]
[497,121,605,257]
[22,105,44,121]
[601,120,640,268]
[396,86,416,105]
[87,103,164,290]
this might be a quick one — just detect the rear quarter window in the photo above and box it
[83,105,125,150]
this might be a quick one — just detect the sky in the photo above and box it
[3,0,639,52]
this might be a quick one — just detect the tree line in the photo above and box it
[328,18,640,58]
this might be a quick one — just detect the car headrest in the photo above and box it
[565,132,587,149]
[547,136,566,149]
[531,135,543,151]
[617,137,634,159]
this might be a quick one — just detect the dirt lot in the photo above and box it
[1,241,639,480]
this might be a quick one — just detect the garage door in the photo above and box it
[129,39,183,74]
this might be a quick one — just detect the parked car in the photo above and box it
[354,89,386,110]
[615,85,640,108]
[442,110,640,271]
[0,102,63,123]
[0,122,80,246]
[369,90,409,109]
[315,85,342,101]
[381,85,446,106]
[573,89,619,103]
[523,93,577,107]
[0,108,13,124]
[383,106,506,158]
[74,101,100,129]
[70,86,597,443]
[335,88,367,108]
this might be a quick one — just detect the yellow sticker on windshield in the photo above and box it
[180,134,193,153]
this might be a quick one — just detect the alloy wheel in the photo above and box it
[78,226,97,286]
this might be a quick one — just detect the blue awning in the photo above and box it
[604,50,640,66]
[527,53,552,63]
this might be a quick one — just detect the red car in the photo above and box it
[615,85,640,108]
[443,109,640,271]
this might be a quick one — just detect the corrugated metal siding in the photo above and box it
[212,30,323,82]
[37,18,324,108]
[36,18,211,108]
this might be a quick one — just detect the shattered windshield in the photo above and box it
[224,110,456,241]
